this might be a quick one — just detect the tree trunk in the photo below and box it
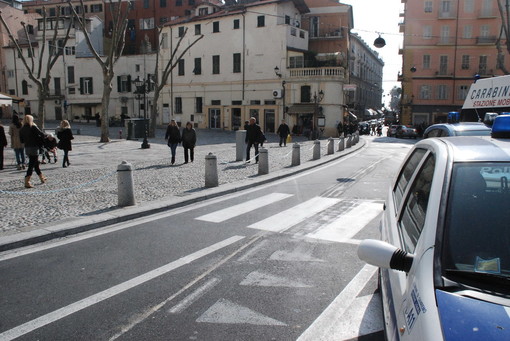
[150,91,160,137]
[100,71,114,143]
[37,86,46,130]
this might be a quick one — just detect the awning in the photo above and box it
[287,104,316,114]
[0,92,23,104]
[0,94,12,106]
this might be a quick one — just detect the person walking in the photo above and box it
[0,122,7,170]
[181,121,196,164]
[19,114,46,188]
[276,119,290,147]
[165,119,181,165]
[9,114,25,170]
[246,117,263,163]
[56,120,74,168]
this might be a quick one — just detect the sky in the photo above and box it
[340,0,404,105]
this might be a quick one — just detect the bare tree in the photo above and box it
[149,27,203,136]
[497,0,510,74]
[0,6,73,129]
[69,0,129,142]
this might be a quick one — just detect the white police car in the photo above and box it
[358,115,510,340]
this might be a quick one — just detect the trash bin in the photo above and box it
[125,118,150,139]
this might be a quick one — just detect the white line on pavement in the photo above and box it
[195,193,293,223]
[296,264,378,341]
[0,236,245,341]
[168,277,221,314]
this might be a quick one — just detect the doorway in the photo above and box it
[209,108,221,129]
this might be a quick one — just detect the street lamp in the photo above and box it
[313,90,324,139]
[274,66,286,120]
[133,76,151,149]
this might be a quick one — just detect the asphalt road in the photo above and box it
[0,135,415,341]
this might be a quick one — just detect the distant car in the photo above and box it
[423,122,491,138]
[395,125,418,139]
[358,122,371,135]
[357,116,510,340]
[387,124,399,137]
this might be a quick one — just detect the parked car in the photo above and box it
[395,125,418,139]
[358,122,371,135]
[387,124,399,137]
[357,115,510,340]
[423,122,491,138]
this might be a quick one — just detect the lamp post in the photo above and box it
[133,76,151,149]
[274,66,287,120]
[313,90,324,139]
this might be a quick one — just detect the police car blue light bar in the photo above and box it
[491,115,510,138]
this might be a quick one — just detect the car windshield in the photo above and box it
[455,130,491,136]
[443,163,510,290]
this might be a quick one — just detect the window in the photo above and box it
[22,80,28,95]
[49,7,56,17]
[7,70,14,78]
[178,59,185,76]
[160,0,167,7]
[437,85,448,100]
[233,19,240,29]
[310,17,319,37]
[143,0,149,8]
[285,15,291,25]
[67,66,75,83]
[195,24,201,35]
[481,0,493,17]
[80,77,93,94]
[211,100,221,105]
[423,26,432,39]
[117,75,132,93]
[394,148,427,205]
[199,7,208,15]
[160,17,168,24]
[189,0,195,5]
[464,0,474,13]
[194,58,202,75]
[420,85,432,100]
[440,1,452,16]
[458,85,469,100]
[463,25,473,39]
[461,55,470,69]
[289,56,304,68]
[213,21,219,33]
[439,55,448,75]
[423,55,431,69]
[65,46,75,55]
[196,97,203,113]
[212,55,220,74]
[176,0,182,6]
[300,85,311,103]
[479,55,488,74]
[257,15,265,27]
[61,7,71,15]
[440,25,450,44]
[161,33,168,49]
[136,65,140,72]
[178,26,185,37]
[424,1,433,12]
[399,154,435,253]
[175,97,182,113]
[90,4,102,12]
[27,25,34,34]
[480,25,490,38]
[233,53,241,73]
[140,18,155,30]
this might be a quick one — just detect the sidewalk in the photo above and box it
[0,121,365,251]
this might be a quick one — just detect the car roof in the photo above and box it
[418,136,510,162]
[425,122,490,131]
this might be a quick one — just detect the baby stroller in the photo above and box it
[41,133,58,164]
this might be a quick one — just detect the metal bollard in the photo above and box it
[76,128,81,135]
[205,153,219,188]
[338,137,345,151]
[313,140,321,160]
[236,130,247,161]
[292,143,300,166]
[258,148,269,175]
[346,134,352,148]
[327,137,334,155]
[117,161,135,207]
[353,132,359,145]
[119,130,123,139]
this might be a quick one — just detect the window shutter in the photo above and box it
[80,78,84,94]
[117,76,121,92]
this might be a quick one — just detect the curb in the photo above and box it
[0,138,366,252]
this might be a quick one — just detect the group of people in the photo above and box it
[0,114,74,188]
[165,120,197,165]
[243,118,291,164]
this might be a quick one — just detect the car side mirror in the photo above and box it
[357,239,414,273]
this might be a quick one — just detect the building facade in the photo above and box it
[399,0,506,126]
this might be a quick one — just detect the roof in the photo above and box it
[424,137,510,162]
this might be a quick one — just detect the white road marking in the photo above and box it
[240,270,312,288]
[296,264,378,341]
[0,236,245,341]
[328,294,384,339]
[307,201,382,243]
[195,193,293,223]
[168,277,221,314]
[248,197,340,233]
[236,239,269,262]
[269,247,325,263]
[196,298,287,326]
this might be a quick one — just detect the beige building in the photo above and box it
[399,0,506,125]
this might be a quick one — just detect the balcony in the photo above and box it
[479,9,497,18]
[476,36,497,45]
[288,67,345,80]
[438,10,457,19]
[309,28,343,39]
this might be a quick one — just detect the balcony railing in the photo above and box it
[476,36,497,44]
[438,10,457,19]
[288,67,345,79]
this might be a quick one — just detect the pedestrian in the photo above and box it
[246,116,263,163]
[41,133,58,164]
[276,119,290,147]
[0,122,7,170]
[56,120,74,168]
[165,119,181,165]
[19,114,47,188]
[9,114,25,170]
[181,121,196,164]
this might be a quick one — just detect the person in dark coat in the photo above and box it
[276,119,290,147]
[9,114,25,170]
[0,122,7,170]
[165,119,181,165]
[246,117,263,163]
[56,120,74,168]
[181,121,197,164]
[19,114,47,188]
